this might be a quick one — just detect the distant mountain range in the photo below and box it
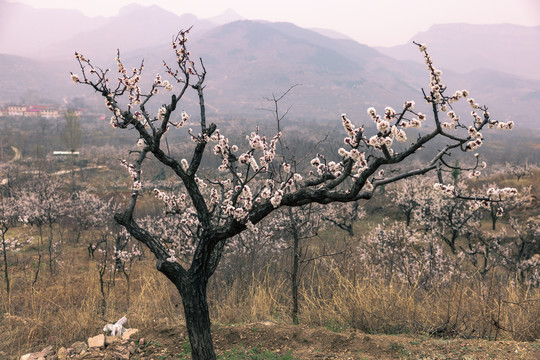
[0,1,539,130]
[376,23,540,81]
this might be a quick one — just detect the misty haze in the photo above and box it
[1,1,539,359]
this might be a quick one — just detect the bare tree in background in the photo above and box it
[61,110,82,188]
[72,30,514,359]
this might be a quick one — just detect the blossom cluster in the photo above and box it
[442,110,461,129]
[115,244,142,264]
[176,111,191,128]
[172,29,191,66]
[210,130,235,172]
[486,187,518,199]
[417,43,466,112]
[358,220,460,288]
[341,114,362,146]
[465,125,484,151]
[220,185,254,221]
[338,148,368,176]
[115,54,143,109]
[153,188,187,212]
[489,120,515,130]
[0,235,31,255]
[418,43,446,105]
[152,73,173,94]
[120,159,142,191]
[365,104,414,152]
[433,183,455,196]
[229,131,282,174]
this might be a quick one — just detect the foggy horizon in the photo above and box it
[3,0,540,47]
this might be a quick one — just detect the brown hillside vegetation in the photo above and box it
[3,169,539,359]
[5,253,540,359]
[2,163,539,360]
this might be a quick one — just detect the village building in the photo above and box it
[23,107,41,117]
[0,104,63,118]
[7,105,26,116]
[41,109,60,118]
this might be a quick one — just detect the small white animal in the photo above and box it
[103,316,127,336]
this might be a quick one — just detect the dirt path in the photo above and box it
[0,165,106,185]
[25,321,539,359]
[127,321,539,359]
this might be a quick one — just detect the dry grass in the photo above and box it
[2,244,539,359]
[1,249,183,358]
[298,265,540,340]
[212,264,539,341]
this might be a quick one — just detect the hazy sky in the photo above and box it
[6,0,540,46]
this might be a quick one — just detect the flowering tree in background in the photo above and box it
[505,218,540,285]
[479,183,532,230]
[504,160,537,182]
[413,179,483,254]
[0,192,29,296]
[72,30,514,358]
[70,190,118,243]
[260,88,359,324]
[386,176,431,227]
[91,227,141,315]
[358,220,460,289]
[19,175,70,276]
[459,217,540,283]
[321,201,366,237]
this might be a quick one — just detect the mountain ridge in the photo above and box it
[376,23,540,81]
[0,3,538,130]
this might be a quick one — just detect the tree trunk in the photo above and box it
[1,234,10,296]
[179,275,216,360]
[490,206,497,231]
[48,224,54,274]
[405,210,412,227]
[291,234,300,325]
[118,216,219,359]
[289,208,300,325]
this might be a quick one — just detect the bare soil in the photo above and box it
[67,321,540,360]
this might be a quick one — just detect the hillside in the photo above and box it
[376,23,540,81]
[0,54,83,102]
[1,4,539,130]
[40,5,216,63]
[0,0,107,57]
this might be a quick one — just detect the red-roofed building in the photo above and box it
[24,106,41,117]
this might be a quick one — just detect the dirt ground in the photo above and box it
[62,321,540,360]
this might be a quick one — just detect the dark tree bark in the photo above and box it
[1,232,10,296]
[178,274,215,359]
[289,209,301,325]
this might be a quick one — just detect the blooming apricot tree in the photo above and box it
[413,180,483,254]
[72,30,513,359]
[92,226,141,314]
[358,220,460,289]
[0,192,29,295]
[386,176,431,227]
[480,183,532,230]
[18,176,70,275]
[70,190,118,243]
